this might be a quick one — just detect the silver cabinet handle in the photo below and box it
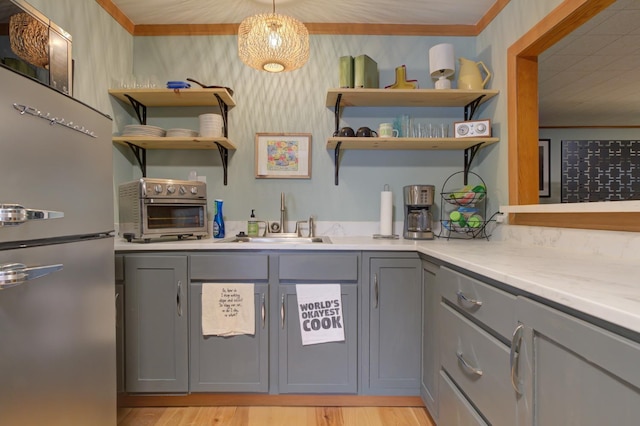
[510,323,525,395]
[374,272,379,308]
[456,351,483,376]
[456,290,483,307]
[0,262,63,289]
[177,280,183,317]
[261,293,266,329]
[0,204,64,226]
[281,293,286,329]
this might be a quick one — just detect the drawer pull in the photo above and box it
[510,323,524,395]
[456,290,483,307]
[177,280,183,317]
[261,293,266,329]
[456,351,483,376]
[374,273,379,309]
[281,293,286,329]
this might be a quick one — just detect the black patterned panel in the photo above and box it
[561,140,640,203]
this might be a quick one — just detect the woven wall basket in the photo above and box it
[9,12,49,69]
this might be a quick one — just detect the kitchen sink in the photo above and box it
[229,235,331,244]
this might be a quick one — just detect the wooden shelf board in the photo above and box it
[108,88,235,108]
[113,136,236,150]
[326,137,498,150]
[325,88,499,108]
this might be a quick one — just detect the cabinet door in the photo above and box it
[517,297,640,426]
[367,257,421,394]
[278,284,358,394]
[421,259,439,418]
[115,254,125,394]
[124,255,188,393]
[115,283,124,394]
[189,282,269,392]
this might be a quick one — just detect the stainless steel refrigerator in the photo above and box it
[0,65,116,425]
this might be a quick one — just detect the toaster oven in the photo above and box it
[118,178,208,243]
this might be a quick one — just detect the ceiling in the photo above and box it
[107,0,637,128]
[538,0,640,127]
[108,0,496,26]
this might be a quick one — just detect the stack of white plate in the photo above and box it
[198,113,223,138]
[166,128,198,138]
[122,124,166,137]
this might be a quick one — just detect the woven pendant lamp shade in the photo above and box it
[238,10,309,73]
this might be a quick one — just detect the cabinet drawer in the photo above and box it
[439,370,488,426]
[440,303,516,426]
[279,253,358,281]
[439,266,516,340]
[191,254,269,280]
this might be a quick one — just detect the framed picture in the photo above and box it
[538,138,551,197]
[255,133,312,179]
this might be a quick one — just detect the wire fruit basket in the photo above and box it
[439,171,489,240]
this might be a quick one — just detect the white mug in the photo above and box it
[379,123,399,138]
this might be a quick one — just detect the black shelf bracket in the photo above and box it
[215,142,229,186]
[463,143,484,185]
[333,141,343,185]
[464,95,486,121]
[126,142,147,177]
[333,93,343,135]
[214,94,229,138]
[124,94,147,125]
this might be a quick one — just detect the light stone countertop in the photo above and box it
[114,228,640,336]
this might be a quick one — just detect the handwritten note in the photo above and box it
[218,287,244,318]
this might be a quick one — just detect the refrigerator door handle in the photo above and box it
[0,204,64,226]
[0,263,64,289]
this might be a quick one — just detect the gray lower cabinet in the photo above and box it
[421,258,440,419]
[123,254,189,393]
[516,297,640,426]
[362,252,422,395]
[189,253,270,392]
[277,253,359,394]
[437,266,518,426]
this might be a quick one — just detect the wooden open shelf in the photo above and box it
[326,137,498,150]
[326,88,498,108]
[112,136,236,151]
[108,88,235,108]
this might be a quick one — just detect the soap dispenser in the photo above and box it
[247,209,259,236]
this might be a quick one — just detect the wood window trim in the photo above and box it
[506,0,640,232]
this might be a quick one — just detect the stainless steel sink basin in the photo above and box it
[230,236,331,244]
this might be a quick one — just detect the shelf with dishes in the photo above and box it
[112,136,236,150]
[325,88,499,185]
[109,88,236,185]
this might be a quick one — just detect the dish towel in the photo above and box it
[201,283,255,336]
[295,284,345,346]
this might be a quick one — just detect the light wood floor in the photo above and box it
[117,406,435,426]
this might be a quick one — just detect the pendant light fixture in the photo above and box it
[238,0,309,73]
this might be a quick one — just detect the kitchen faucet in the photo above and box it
[280,192,286,234]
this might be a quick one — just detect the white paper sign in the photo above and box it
[295,284,345,346]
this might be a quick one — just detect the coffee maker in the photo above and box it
[403,185,435,240]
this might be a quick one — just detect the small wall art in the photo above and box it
[255,133,311,179]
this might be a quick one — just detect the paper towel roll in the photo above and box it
[380,190,393,236]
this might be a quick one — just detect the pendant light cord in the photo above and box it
[272,0,276,14]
